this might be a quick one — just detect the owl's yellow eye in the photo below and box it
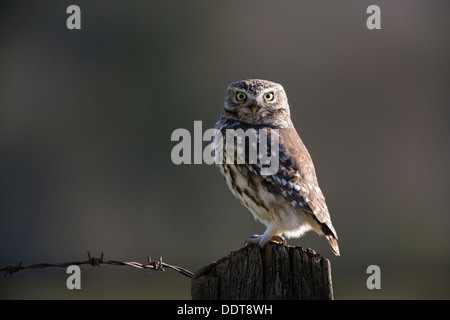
[236,92,247,101]
[263,92,274,101]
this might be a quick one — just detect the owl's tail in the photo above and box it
[318,222,340,256]
[326,235,340,256]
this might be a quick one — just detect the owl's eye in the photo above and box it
[236,92,247,101]
[263,92,274,101]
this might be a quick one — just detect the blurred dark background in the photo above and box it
[1,1,449,299]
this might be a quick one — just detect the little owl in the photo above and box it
[215,79,339,256]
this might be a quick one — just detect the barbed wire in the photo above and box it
[1,251,194,279]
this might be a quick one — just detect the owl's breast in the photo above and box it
[218,163,273,225]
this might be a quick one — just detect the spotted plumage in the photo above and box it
[215,79,339,256]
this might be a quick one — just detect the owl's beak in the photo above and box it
[250,105,259,114]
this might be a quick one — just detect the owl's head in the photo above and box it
[221,79,292,128]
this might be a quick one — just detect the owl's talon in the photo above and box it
[270,235,287,245]
[244,234,261,247]
[244,234,287,247]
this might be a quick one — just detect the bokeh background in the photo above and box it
[1,0,449,299]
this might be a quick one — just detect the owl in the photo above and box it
[215,79,339,256]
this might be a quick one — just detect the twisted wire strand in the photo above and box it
[1,251,194,279]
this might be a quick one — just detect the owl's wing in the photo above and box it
[252,127,338,240]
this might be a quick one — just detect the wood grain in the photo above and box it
[191,243,333,300]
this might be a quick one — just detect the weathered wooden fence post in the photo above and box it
[191,243,334,300]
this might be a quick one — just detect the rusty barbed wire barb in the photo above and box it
[3,262,22,277]
[1,252,194,279]
[87,251,101,268]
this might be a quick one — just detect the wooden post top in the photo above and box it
[191,243,334,300]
